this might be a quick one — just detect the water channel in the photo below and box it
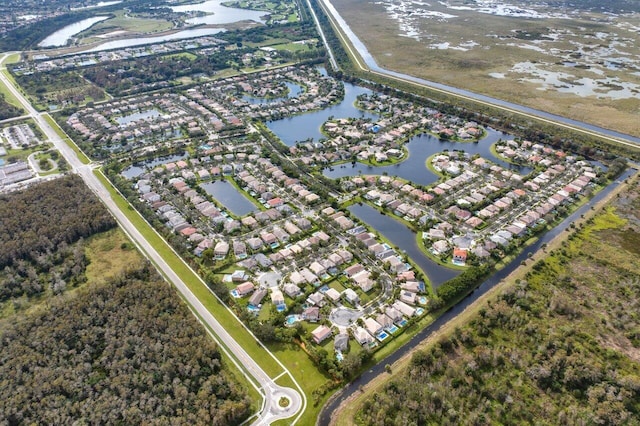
[349,203,460,287]
[319,167,637,425]
[170,0,267,25]
[200,180,257,217]
[121,152,189,180]
[39,16,110,47]
[83,27,226,53]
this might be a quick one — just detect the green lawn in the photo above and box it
[0,70,25,112]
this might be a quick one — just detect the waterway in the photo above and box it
[121,152,189,179]
[38,16,110,47]
[324,128,530,186]
[242,81,304,105]
[200,180,257,216]
[171,0,267,25]
[318,167,636,425]
[83,27,226,53]
[317,0,640,145]
[71,1,122,9]
[348,203,460,287]
[266,82,378,145]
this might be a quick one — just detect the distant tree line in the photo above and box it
[0,0,171,51]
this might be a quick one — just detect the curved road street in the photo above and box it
[0,53,304,425]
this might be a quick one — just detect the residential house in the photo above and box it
[302,306,320,322]
[354,327,373,346]
[248,288,267,306]
[452,248,468,265]
[343,288,360,305]
[334,332,350,352]
[236,281,255,296]
[364,317,383,336]
[385,306,403,323]
[311,325,332,344]
[307,291,325,307]
[393,300,416,317]
[214,241,229,259]
[376,313,394,330]
[325,288,341,303]
[271,289,285,307]
[283,283,301,298]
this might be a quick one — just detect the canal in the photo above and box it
[317,168,636,426]
[348,203,459,288]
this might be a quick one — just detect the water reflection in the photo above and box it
[348,203,459,288]
[121,152,188,179]
[200,180,257,216]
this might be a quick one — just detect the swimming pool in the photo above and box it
[418,296,428,305]
[415,307,425,316]
[386,325,399,334]
[397,319,408,327]
[335,351,344,362]
[284,314,301,326]
[276,304,287,312]
[376,332,389,341]
[230,289,240,298]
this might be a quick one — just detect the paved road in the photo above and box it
[315,0,640,149]
[0,52,305,425]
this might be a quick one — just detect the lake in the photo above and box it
[83,27,226,53]
[200,180,257,216]
[171,0,267,25]
[39,16,110,47]
[243,81,304,105]
[324,128,531,186]
[115,109,161,126]
[121,152,189,179]
[348,203,460,288]
[266,82,378,145]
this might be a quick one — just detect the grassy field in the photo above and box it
[330,0,640,137]
[78,11,174,44]
[84,228,143,283]
[331,170,640,425]
[0,76,24,112]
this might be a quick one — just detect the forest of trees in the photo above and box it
[0,94,23,120]
[355,193,640,425]
[0,175,115,270]
[0,263,251,425]
[0,176,252,424]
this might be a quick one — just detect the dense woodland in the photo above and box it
[0,263,251,425]
[0,177,251,424]
[356,182,640,425]
[0,94,23,120]
[0,175,115,269]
